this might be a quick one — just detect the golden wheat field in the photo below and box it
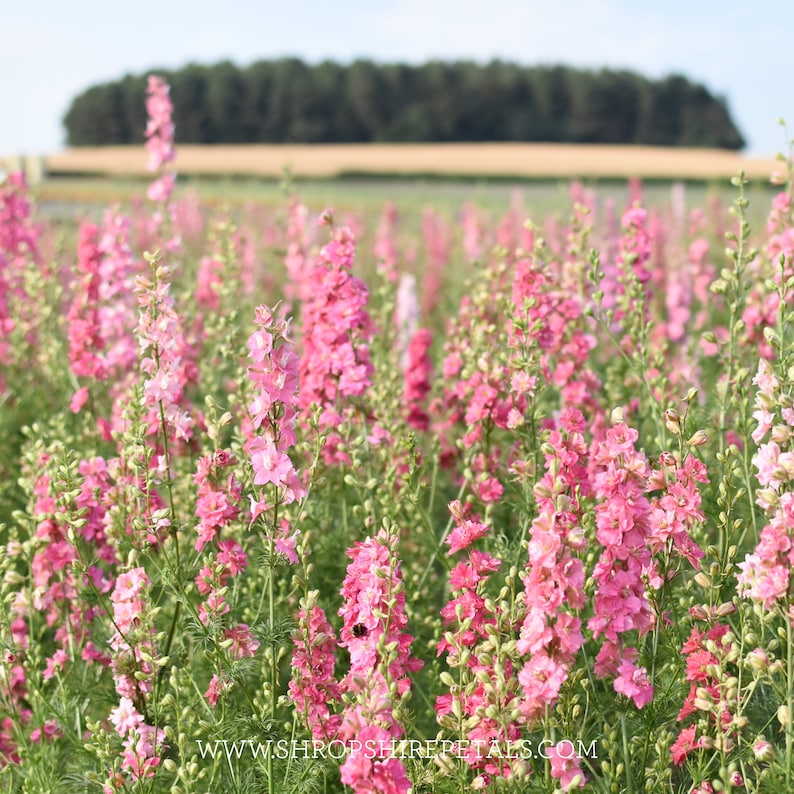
[11,143,780,181]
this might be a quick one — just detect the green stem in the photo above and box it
[268,553,276,794]
[787,613,793,791]
[620,712,634,794]
[267,491,280,794]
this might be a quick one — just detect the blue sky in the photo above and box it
[3,0,792,156]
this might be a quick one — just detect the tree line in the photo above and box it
[63,59,745,149]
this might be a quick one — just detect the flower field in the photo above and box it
[1,77,794,794]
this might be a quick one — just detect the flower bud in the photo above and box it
[694,572,711,589]
[746,648,770,672]
[664,409,681,433]
[753,739,775,762]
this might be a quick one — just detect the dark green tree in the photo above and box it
[63,59,746,149]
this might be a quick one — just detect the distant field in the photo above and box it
[11,143,781,181]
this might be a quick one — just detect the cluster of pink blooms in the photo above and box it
[298,223,374,461]
[290,529,420,793]
[192,449,260,707]
[647,448,707,568]
[26,454,116,696]
[516,408,588,727]
[436,501,516,786]
[402,327,433,431]
[288,598,343,740]
[283,200,316,304]
[106,697,166,789]
[420,208,451,317]
[106,567,166,785]
[337,528,421,793]
[374,200,399,282]
[192,449,250,662]
[109,568,156,700]
[68,223,106,411]
[195,254,224,311]
[494,191,533,260]
[97,208,140,380]
[68,209,143,418]
[588,420,655,708]
[437,244,599,508]
[509,251,600,414]
[460,202,485,263]
[434,291,513,501]
[670,611,743,787]
[546,743,587,792]
[394,272,419,360]
[194,449,242,552]
[765,189,794,265]
[600,206,652,331]
[144,75,176,204]
[737,359,794,609]
[245,304,305,530]
[134,257,195,443]
[0,172,41,371]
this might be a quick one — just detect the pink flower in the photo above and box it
[517,653,567,718]
[614,657,653,709]
[111,568,148,603]
[249,435,296,487]
[670,724,704,765]
[340,725,412,793]
[43,649,68,680]
[446,515,490,555]
[70,385,89,413]
[547,741,586,790]
[205,675,228,706]
[146,174,175,203]
[109,697,143,736]
[225,624,259,658]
